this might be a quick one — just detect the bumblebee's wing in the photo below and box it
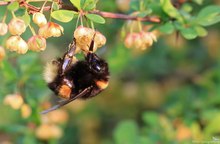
[41,87,92,114]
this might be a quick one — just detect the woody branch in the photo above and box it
[0,0,161,23]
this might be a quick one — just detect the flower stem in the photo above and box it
[28,24,36,35]
[49,1,53,21]
[2,10,8,23]
[11,11,16,18]
[75,14,80,29]
[40,0,48,13]
[138,21,142,32]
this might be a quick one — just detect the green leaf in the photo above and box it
[180,27,197,39]
[20,12,30,25]
[196,5,220,26]
[1,61,17,82]
[86,14,105,24]
[113,120,139,144]
[137,10,152,18]
[70,0,81,10]
[7,1,19,11]
[51,10,77,23]
[52,2,60,11]
[81,0,96,11]
[142,112,159,126]
[14,8,26,17]
[194,26,207,37]
[204,115,220,137]
[160,0,184,22]
[84,3,96,11]
[192,0,203,5]
[181,3,193,13]
[158,22,174,34]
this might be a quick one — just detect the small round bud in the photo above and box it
[140,32,153,50]
[0,46,6,61]
[28,35,46,51]
[35,124,63,140]
[4,94,24,109]
[21,104,32,118]
[124,33,133,48]
[124,33,138,48]
[133,34,142,49]
[39,22,64,38]
[8,18,26,35]
[47,109,69,124]
[116,0,130,12]
[94,31,106,48]
[6,35,20,51]
[0,22,8,35]
[33,12,47,27]
[6,36,28,54]
[149,32,157,42]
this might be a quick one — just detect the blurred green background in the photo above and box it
[1,0,220,144]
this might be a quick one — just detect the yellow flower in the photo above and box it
[39,22,64,38]
[4,94,24,109]
[28,35,46,51]
[35,124,63,140]
[0,46,6,61]
[21,104,32,118]
[8,18,26,35]
[6,36,28,54]
[47,109,69,124]
[74,26,106,53]
[33,12,47,27]
[0,22,8,35]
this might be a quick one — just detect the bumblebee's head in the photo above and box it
[86,52,108,75]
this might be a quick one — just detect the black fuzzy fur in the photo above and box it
[48,53,109,99]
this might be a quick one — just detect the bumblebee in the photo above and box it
[41,36,109,114]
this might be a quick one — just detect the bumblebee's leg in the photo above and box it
[60,38,77,75]
[58,78,74,99]
[56,38,77,99]
[41,86,93,114]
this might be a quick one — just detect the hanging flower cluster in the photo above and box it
[3,93,32,119]
[35,103,69,140]
[124,31,157,50]
[74,25,106,53]
[0,11,63,58]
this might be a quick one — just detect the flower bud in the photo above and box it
[39,22,64,38]
[28,35,46,51]
[116,0,130,12]
[133,34,142,49]
[0,46,6,61]
[8,18,26,35]
[6,35,20,51]
[47,109,69,124]
[35,124,63,140]
[33,12,47,27]
[139,32,157,50]
[94,31,106,48]
[149,32,157,42]
[21,104,32,118]
[140,32,153,49]
[6,36,28,54]
[4,94,24,109]
[0,22,8,35]
[124,33,138,48]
